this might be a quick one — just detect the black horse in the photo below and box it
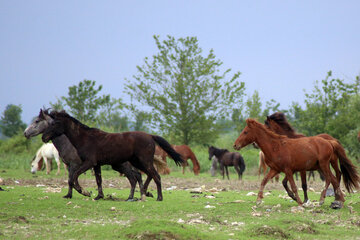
[208,146,246,180]
[41,110,184,201]
[24,109,143,201]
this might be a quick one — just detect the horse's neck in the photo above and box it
[62,121,89,149]
[253,128,282,158]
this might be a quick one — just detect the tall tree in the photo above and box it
[0,104,27,137]
[246,90,262,119]
[125,35,245,145]
[58,79,127,129]
[290,71,358,137]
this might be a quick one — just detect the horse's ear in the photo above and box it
[267,116,271,121]
[246,118,257,128]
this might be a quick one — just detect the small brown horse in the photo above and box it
[233,119,359,208]
[155,145,200,175]
[41,110,184,201]
[208,146,246,180]
[258,151,279,182]
[265,112,348,202]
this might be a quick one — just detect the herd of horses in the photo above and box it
[24,109,360,209]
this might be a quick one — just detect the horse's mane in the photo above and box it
[49,110,94,131]
[210,146,229,156]
[247,118,287,140]
[267,112,305,137]
[267,112,296,133]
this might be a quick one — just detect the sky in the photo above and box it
[1,1,359,124]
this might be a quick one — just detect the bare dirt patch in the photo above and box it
[253,225,291,239]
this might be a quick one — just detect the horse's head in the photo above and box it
[30,156,43,174]
[24,109,54,139]
[208,146,215,160]
[233,119,257,150]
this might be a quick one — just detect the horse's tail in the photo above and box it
[239,154,246,174]
[153,155,171,175]
[151,135,184,166]
[330,140,360,192]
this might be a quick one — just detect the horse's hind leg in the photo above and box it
[225,166,230,180]
[320,161,345,208]
[234,164,241,180]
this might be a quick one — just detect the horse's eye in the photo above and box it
[244,131,248,135]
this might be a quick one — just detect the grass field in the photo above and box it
[1,169,360,240]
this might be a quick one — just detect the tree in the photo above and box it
[125,35,245,145]
[58,79,127,129]
[289,71,358,137]
[246,90,262,119]
[0,104,27,137]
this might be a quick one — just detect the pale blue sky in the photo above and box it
[1,1,359,123]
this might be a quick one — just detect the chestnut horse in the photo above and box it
[208,146,246,180]
[265,112,346,202]
[155,145,200,175]
[24,109,144,201]
[233,119,359,208]
[41,110,184,201]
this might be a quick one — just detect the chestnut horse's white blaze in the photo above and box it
[31,143,62,175]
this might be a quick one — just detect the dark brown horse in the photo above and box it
[233,119,359,208]
[41,110,184,201]
[208,146,245,180]
[265,112,349,202]
[24,109,143,201]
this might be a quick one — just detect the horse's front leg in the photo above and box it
[281,176,296,201]
[220,164,225,179]
[300,171,308,203]
[225,166,230,180]
[93,165,104,200]
[56,158,61,175]
[44,157,50,174]
[285,170,303,205]
[257,168,279,204]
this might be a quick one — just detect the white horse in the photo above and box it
[31,143,64,175]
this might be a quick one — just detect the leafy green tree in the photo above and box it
[61,79,110,123]
[0,104,27,137]
[125,35,245,145]
[290,71,358,137]
[58,79,128,130]
[246,90,262,119]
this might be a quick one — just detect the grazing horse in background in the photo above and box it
[234,118,360,209]
[258,151,279,182]
[172,145,200,175]
[265,112,344,202]
[41,110,184,201]
[31,143,64,175]
[155,145,200,175]
[208,146,246,180]
[24,109,144,201]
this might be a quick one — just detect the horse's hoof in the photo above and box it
[146,192,154,198]
[126,198,137,202]
[82,191,91,197]
[94,195,104,201]
[156,198,163,201]
[63,195,72,199]
[330,201,343,209]
[256,200,263,206]
[319,200,324,206]
[141,194,146,201]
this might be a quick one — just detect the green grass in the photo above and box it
[1,169,360,240]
